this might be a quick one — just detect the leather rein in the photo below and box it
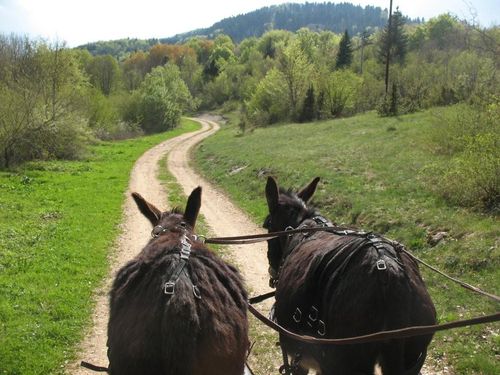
[203,223,500,345]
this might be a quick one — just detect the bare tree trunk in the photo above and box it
[384,0,393,94]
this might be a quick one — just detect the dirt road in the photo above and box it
[68,116,270,374]
[69,116,442,375]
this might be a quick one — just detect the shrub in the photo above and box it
[246,68,289,125]
[425,100,500,213]
[137,64,195,133]
[319,70,362,117]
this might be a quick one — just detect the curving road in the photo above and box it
[68,116,271,374]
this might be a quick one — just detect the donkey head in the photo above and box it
[263,176,320,280]
[132,186,202,236]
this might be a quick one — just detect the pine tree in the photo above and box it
[335,30,353,69]
[378,8,408,65]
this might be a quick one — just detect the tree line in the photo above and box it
[0,12,498,211]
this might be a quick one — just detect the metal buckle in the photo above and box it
[151,225,166,238]
[285,226,294,237]
[194,234,206,244]
[293,308,302,323]
[317,320,326,336]
[180,239,191,260]
[308,306,318,322]
[192,285,201,299]
[376,259,387,271]
[164,281,175,295]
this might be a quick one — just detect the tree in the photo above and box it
[278,40,313,121]
[86,55,120,96]
[378,8,408,66]
[122,51,148,91]
[137,64,194,133]
[299,85,316,122]
[246,68,289,125]
[358,29,373,73]
[335,30,353,69]
[0,36,89,168]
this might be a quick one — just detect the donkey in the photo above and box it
[107,187,249,375]
[263,176,436,375]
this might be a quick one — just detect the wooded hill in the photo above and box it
[79,2,421,58]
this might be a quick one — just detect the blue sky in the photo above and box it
[0,0,497,47]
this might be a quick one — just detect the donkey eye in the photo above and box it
[179,222,187,227]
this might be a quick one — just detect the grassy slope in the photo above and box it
[0,119,200,375]
[193,109,499,374]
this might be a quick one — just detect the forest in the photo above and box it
[0,9,498,213]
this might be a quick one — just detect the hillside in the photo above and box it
[162,2,404,43]
[78,2,421,57]
[194,109,499,374]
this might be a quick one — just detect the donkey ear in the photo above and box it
[184,186,202,228]
[298,177,320,203]
[131,192,162,226]
[265,177,280,212]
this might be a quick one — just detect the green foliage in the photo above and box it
[86,90,143,140]
[162,3,417,44]
[426,101,500,212]
[0,119,200,374]
[136,64,195,133]
[335,30,353,69]
[77,37,158,60]
[378,8,408,65]
[257,30,292,58]
[246,68,288,125]
[426,14,465,50]
[194,108,499,374]
[85,54,121,95]
[319,70,362,117]
[0,35,90,168]
[278,40,314,121]
[377,81,399,117]
[299,85,316,122]
[204,35,236,79]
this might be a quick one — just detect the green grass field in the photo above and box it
[193,109,499,374]
[0,119,200,375]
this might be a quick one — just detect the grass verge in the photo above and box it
[193,109,499,374]
[0,119,200,375]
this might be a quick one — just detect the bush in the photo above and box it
[246,68,289,125]
[425,100,500,213]
[137,64,195,133]
[0,36,89,168]
[377,82,399,117]
[318,70,362,117]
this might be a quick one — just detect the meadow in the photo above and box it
[193,108,499,374]
[0,119,200,374]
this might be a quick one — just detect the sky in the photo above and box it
[0,0,498,47]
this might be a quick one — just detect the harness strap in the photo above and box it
[80,361,108,372]
[248,302,500,345]
[163,235,201,299]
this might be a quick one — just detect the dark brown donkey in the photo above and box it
[107,187,249,375]
[264,177,436,375]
